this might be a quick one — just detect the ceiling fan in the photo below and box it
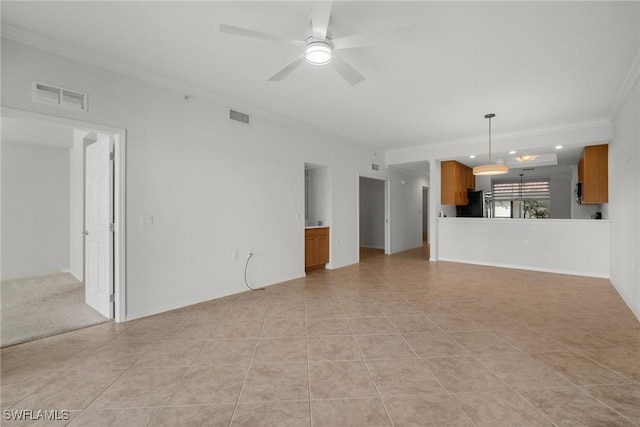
[220,1,415,86]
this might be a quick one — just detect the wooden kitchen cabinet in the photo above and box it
[578,144,608,204]
[441,160,475,205]
[305,227,329,272]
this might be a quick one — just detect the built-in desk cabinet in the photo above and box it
[305,227,329,272]
[578,144,608,204]
[441,160,475,206]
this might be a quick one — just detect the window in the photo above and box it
[492,179,550,219]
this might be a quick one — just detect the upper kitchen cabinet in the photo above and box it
[578,144,608,204]
[441,160,475,205]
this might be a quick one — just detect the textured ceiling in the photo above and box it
[1,1,638,151]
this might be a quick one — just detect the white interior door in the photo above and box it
[84,135,113,318]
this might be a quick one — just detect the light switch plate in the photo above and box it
[140,215,154,226]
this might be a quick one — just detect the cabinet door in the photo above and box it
[317,234,329,264]
[305,236,317,268]
[582,144,608,204]
[456,162,469,205]
[440,161,456,205]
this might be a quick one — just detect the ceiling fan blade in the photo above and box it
[220,24,305,47]
[267,56,306,82]
[309,1,333,40]
[332,24,417,50]
[331,54,365,86]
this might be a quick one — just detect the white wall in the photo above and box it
[68,130,86,281]
[437,218,610,278]
[388,167,428,253]
[549,174,571,219]
[1,39,424,319]
[359,177,385,249]
[609,78,640,320]
[307,167,331,228]
[1,141,70,279]
[570,165,604,219]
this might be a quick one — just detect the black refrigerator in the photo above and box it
[456,190,485,217]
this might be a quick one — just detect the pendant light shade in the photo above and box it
[473,113,509,176]
[473,164,509,176]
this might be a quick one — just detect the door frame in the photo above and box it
[356,174,391,262]
[2,107,127,322]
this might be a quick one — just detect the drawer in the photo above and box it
[305,227,329,237]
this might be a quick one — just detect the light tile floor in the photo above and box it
[1,247,639,426]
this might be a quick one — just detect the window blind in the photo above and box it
[492,179,550,201]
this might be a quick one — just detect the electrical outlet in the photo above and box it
[523,240,529,246]
[232,251,238,260]
[247,250,253,257]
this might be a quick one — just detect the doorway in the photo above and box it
[0,107,126,346]
[358,175,390,260]
[422,186,430,258]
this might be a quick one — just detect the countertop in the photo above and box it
[305,225,330,229]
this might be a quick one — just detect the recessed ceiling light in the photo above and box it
[555,145,563,150]
[469,155,476,159]
[515,155,537,162]
[509,150,516,155]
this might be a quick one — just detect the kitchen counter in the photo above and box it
[436,217,610,223]
[305,225,329,229]
[436,216,610,277]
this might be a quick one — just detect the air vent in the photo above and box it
[32,81,87,111]
[229,109,250,124]
[371,163,380,171]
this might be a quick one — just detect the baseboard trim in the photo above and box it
[359,245,385,250]
[125,272,304,322]
[436,257,610,279]
[609,278,640,322]
[61,269,83,282]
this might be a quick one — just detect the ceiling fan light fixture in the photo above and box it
[515,154,537,162]
[305,41,333,65]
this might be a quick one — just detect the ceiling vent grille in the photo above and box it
[229,109,250,124]
[32,81,87,111]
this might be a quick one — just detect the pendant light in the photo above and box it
[473,113,509,176]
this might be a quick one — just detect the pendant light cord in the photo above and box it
[484,113,496,163]
[488,116,492,162]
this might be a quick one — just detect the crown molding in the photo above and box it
[393,118,612,155]
[1,24,368,152]
[385,118,612,166]
[608,49,640,122]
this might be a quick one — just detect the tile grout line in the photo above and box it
[227,299,268,427]
[145,321,220,426]
[396,330,479,427]
[304,294,312,427]
[573,383,640,426]
[349,312,397,427]
[70,336,162,423]
[458,345,561,427]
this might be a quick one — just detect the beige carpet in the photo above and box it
[1,272,108,347]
